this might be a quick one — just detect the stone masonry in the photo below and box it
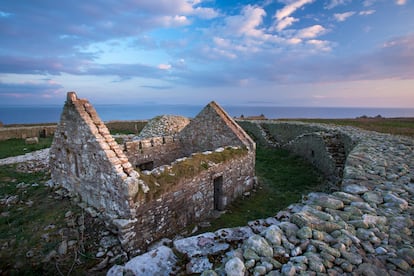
[49,92,256,253]
[109,121,414,275]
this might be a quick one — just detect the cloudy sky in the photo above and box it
[0,0,413,107]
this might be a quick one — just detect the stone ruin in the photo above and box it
[49,92,256,253]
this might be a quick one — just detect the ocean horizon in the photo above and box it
[1,104,414,125]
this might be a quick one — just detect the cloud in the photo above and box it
[158,64,172,70]
[223,5,267,37]
[359,10,376,15]
[396,0,407,5]
[334,11,356,22]
[325,0,351,9]
[0,80,64,99]
[275,16,299,31]
[296,25,327,39]
[363,0,376,7]
[275,0,314,21]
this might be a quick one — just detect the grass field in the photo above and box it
[0,137,53,159]
[282,117,414,137]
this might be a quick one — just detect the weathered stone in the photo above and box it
[291,211,341,233]
[343,184,368,195]
[304,252,326,273]
[332,191,363,204]
[253,265,267,275]
[384,193,408,210]
[297,226,313,240]
[224,257,245,276]
[281,263,296,276]
[356,263,389,276]
[306,193,344,210]
[174,233,229,258]
[387,258,410,271]
[262,225,283,246]
[200,270,218,276]
[186,257,213,274]
[362,191,383,204]
[243,248,260,261]
[107,246,177,276]
[243,235,273,257]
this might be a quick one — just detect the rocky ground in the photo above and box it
[108,125,414,275]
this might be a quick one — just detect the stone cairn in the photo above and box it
[108,123,414,275]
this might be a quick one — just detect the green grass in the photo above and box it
[0,137,53,159]
[283,118,414,137]
[0,164,106,275]
[202,146,324,231]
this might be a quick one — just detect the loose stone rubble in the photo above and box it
[134,114,190,139]
[109,123,414,275]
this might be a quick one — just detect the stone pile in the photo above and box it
[135,115,190,139]
[108,125,414,275]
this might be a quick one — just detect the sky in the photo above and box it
[0,0,413,107]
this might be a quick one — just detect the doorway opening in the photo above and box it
[214,176,224,211]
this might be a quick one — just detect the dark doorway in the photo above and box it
[214,176,224,211]
[136,161,154,171]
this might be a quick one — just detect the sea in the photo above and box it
[1,104,414,125]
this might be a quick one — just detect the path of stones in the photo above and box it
[1,122,413,275]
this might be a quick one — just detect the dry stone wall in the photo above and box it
[110,122,414,275]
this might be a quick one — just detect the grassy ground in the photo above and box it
[0,165,107,275]
[281,117,414,137]
[0,137,53,159]
[202,146,325,231]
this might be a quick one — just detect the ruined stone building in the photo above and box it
[50,92,256,253]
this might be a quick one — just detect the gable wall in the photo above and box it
[49,92,139,218]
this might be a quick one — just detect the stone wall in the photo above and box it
[0,125,56,141]
[120,150,256,251]
[239,120,351,185]
[124,136,184,169]
[180,101,255,155]
[49,92,142,219]
[111,122,414,275]
[50,92,256,254]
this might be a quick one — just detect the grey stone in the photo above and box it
[200,270,218,276]
[243,235,273,257]
[254,265,267,275]
[262,225,283,246]
[362,191,383,204]
[387,258,410,271]
[243,248,260,261]
[112,246,177,276]
[384,193,408,210]
[306,193,344,210]
[304,252,326,273]
[297,226,313,240]
[174,232,229,257]
[58,240,67,255]
[343,184,368,195]
[225,257,245,276]
[186,257,213,274]
[281,263,296,276]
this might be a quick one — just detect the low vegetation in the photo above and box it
[202,146,325,231]
[283,117,414,137]
[0,165,106,275]
[0,137,53,159]
[138,147,248,200]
